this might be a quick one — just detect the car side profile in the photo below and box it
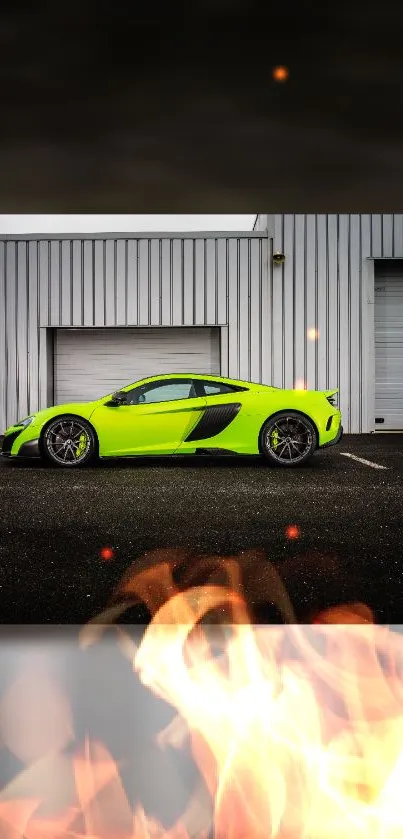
[1,373,343,468]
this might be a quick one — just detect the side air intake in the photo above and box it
[185,403,241,442]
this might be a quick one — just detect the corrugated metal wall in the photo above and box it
[0,233,268,431]
[269,214,403,433]
[2,218,403,436]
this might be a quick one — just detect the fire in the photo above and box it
[1,550,403,838]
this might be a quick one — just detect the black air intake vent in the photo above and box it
[1,430,23,455]
[186,403,241,442]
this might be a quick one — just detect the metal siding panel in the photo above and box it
[220,326,229,377]
[115,239,127,326]
[138,240,150,326]
[216,238,227,325]
[338,215,350,431]
[393,215,403,256]
[38,241,50,327]
[371,214,382,256]
[205,238,216,324]
[126,240,138,326]
[160,239,171,326]
[305,215,317,391]
[104,239,116,326]
[382,214,394,257]
[83,241,94,326]
[27,241,39,417]
[272,215,284,387]
[171,239,183,325]
[0,243,6,430]
[16,242,28,420]
[283,215,294,388]
[349,214,361,431]
[294,216,306,389]
[93,240,105,326]
[238,238,249,379]
[61,240,72,326]
[49,240,61,326]
[260,237,271,385]
[194,239,205,326]
[5,243,17,423]
[316,215,328,390]
[38,327,49,410]
[249,238,261,382]
[72,240,83,326]
[227,239,239,379]
[149,239,160,326]
[183,239,194,326]
[327,215,339,393]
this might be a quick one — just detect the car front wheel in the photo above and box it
[41,415,97,467]
[260,412,317,467]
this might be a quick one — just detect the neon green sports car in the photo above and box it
[1,373,343,468]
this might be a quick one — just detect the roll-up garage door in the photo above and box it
[54,327,221,405]
[375,261,403,430]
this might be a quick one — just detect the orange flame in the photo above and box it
[1,550,403,838]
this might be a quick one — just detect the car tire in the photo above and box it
[41,415,97,467]
[260,412,317,467]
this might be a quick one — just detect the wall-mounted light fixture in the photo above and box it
[273,250,285,265]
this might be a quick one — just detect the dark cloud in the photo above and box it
[0,1,402,211]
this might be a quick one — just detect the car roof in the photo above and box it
[123,373,267,390]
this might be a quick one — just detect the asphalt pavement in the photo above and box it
[0,434,403,624]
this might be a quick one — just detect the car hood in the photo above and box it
[12,399,107,430]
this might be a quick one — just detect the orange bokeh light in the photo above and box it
[272,65,289,82]
[99,546,114,561]
[307,327,319,341]
[285,524,300,540]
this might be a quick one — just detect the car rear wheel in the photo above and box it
[260,412,317,467]
[41,415,97,467]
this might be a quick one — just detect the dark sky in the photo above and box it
[0,1,403,211]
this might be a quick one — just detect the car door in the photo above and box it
[92,378,207,456]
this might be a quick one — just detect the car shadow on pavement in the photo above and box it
[1,454,332,471]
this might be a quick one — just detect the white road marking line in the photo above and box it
[340,452,388,470]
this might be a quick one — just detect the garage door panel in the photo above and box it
[375,266,403,429]
[54,328,221,405]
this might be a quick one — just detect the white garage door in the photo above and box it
[375,263,403,430]
[54,327,221,405]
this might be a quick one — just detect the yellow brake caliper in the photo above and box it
[75,433,87,458]
[271,428,279,450]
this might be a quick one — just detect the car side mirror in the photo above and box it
[105,391,127,407]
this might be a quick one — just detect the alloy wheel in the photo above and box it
[264,416,313,464]
[44,419,92,465]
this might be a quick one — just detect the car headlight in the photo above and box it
[16,416,35,428]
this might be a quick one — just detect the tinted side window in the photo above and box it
[200,381,247,396]
[127,380,193,405]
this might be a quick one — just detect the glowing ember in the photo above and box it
[307,327,319,341]
[272,65,289,82]
[100,546,114,561]
[1,550,403,839]
[285,524,300,540]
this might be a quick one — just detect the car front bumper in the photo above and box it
[1,432,41,459]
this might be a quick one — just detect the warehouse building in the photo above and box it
[0,215,402,435]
